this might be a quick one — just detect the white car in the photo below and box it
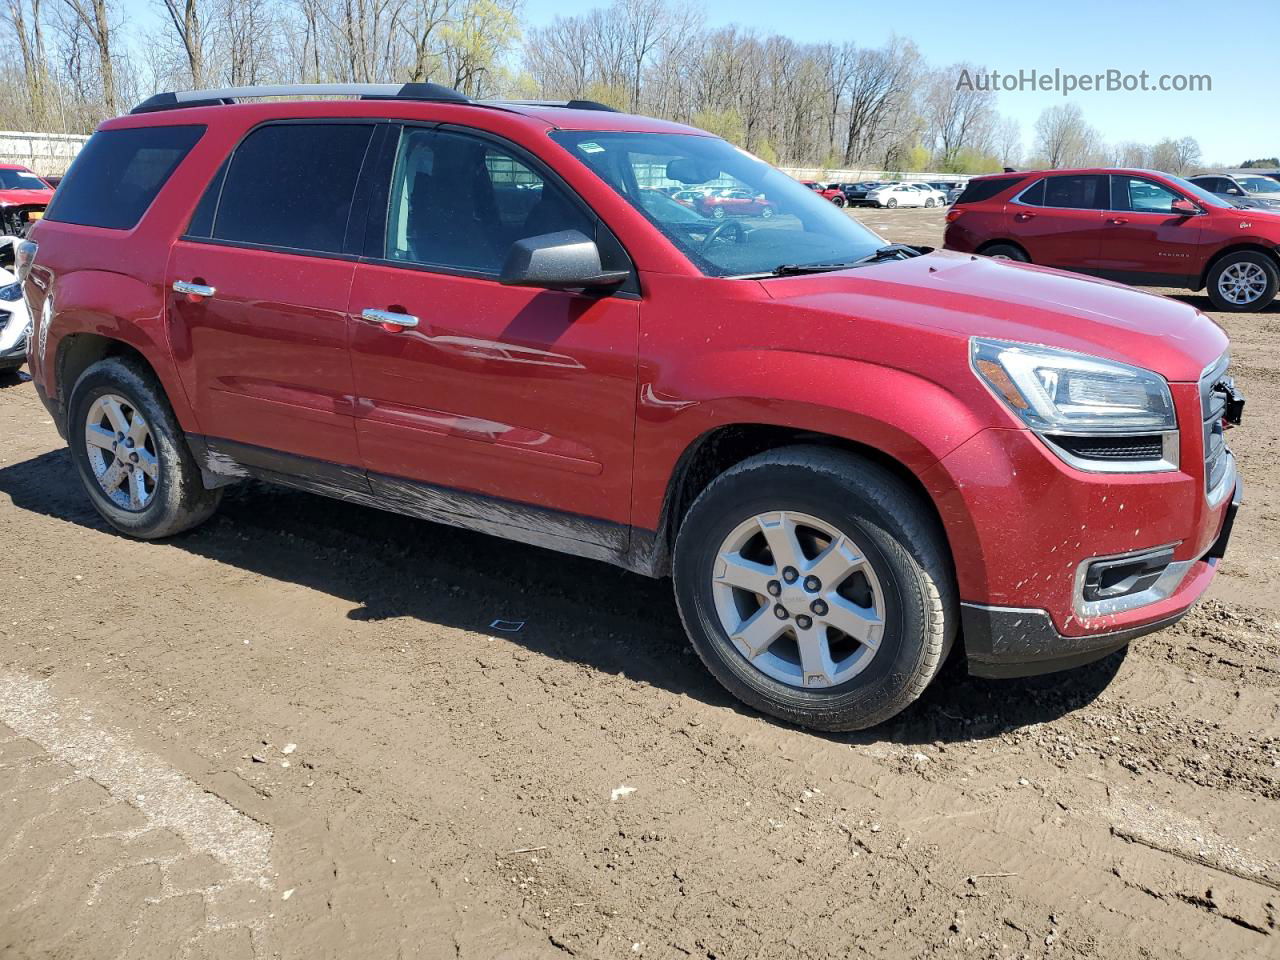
[0,243,31,373]
[866,183,944,209]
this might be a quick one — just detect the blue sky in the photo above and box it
[520,0,1273,164]
[120,0,1276,163]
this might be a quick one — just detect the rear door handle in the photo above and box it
[1013,212,1036,222]
[173,280,216,298]
[361,308,419,330]
[1107,217,1129,225]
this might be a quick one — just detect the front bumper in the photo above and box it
[963,476,1242,678]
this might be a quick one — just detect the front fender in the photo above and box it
[631,347,996,529]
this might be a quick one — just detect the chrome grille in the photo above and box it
[1200,353,1233,504]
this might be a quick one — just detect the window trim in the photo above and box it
[1011,174,1110,212]
[355,122,639,296]
[180,117,383,258]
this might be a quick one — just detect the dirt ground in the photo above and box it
[1,207,1277,960]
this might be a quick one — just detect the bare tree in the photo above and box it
[158,0,206,85]
[923,63,995,170]
[57,0,118,113]
[1034,103,1097,168]
[994,115,1021,169]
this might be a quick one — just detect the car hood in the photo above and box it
[759,250,1227,382]
[0,188,53,205]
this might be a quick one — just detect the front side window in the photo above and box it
[550,131,883,277]
[210,123,375,254]
[1042,174,1109,210]
[385,128,594,274]
[1110,176,1182,214]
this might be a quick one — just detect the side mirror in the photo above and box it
[1227,188,1242,195]
[1170,198,1200,216]
[499,230,629,290]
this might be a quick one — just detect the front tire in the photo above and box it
[885,198,898,209]
[672,447,956,732]
[925,198,936,208]
[67,356,222,539]
[1206,251,1278,312]
[831,196,846,208]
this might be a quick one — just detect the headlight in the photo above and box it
[0,282,20,301]
[972,338,1175,433]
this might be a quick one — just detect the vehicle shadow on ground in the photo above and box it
[0,448,1119,745]
[0,369,29,388]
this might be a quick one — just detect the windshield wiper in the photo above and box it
[850,243,928,265]
[770,261,861,276]
[770,244,928,276]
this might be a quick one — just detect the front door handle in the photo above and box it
[173,280,216,298]
[361,308,419,331]
[1107,217,1129,225]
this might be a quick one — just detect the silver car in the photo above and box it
[0,252,32,373]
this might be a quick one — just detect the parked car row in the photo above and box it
[801,178,966,209]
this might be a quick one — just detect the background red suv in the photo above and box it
[944,168,1280,312]
[18,86,1242,732]
[0,163,56,237]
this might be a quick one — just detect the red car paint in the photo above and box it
[943,166,1280,298]
[23,102,1237,666]
[694,189,776,218]
[0,162,55,233]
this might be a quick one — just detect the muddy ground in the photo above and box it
[1,207,1277,959]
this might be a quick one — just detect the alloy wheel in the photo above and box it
[711,510,885,689]
[83,393,159,511]
[1217,262,1268,305]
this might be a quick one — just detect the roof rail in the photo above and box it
[486,99,620,113]
[130,82,469,114]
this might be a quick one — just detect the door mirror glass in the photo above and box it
[499,230,629,290]
[1170,197,1200,216]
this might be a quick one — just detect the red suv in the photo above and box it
[0,163,56,236]
[19,85,1243,731]
[944,168,1280,311]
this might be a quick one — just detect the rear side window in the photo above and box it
[954,176,1025,205]
[1042,174,1109,209]
[44,125,204,230]
[209,123,376,254]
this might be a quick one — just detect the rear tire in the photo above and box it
[1206,251,1278,312]
[672,446,956,732]
[981,243,1029,262]
[67,356,222,539]
[831,196,846,208]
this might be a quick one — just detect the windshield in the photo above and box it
[1236,175,1280,195]
[0,168,48,190]
[1168,175,1232,209]
[550,131,884,277]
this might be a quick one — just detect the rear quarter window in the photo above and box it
[954,176,1026,205]
[44,125,204,230]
